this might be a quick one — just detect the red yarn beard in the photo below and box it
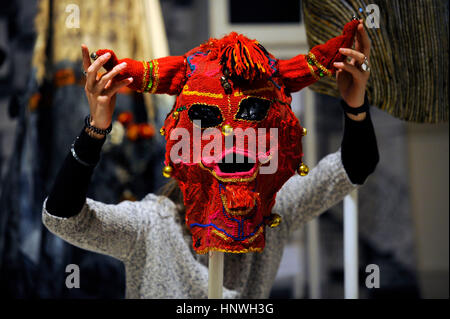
[163,56,303,254]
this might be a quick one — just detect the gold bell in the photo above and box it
[162,165,173,178]
[173,111,179,120]
[268,213,282,228]
[222,124,233,136]
[298,162,309,176]
[302,127,307,136]
[159,127,165,136]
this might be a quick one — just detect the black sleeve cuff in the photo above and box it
[341,101,379,185]
[341,94,370,115]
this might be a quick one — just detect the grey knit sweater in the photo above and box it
[42,150,357,298]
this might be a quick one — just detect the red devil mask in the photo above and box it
[96,19,359,254]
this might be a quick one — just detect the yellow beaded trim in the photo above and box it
[196,246,263,254]
[140,61,148,92]
[308,52,332,77]
[145,61,153,92]
[307,62,320,81]
[247,226,263,244]
[211,225,263,244]
[150,59,160,93]
[182,85,224,98]
[212,229,233,242]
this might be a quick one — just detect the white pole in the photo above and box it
[208,251,224,298]
[306,220,321,298]
[304,88,321,299]
[293,232,306,298]
[344,189,359,299]
[144,0,170,59]
[142,0,174,119]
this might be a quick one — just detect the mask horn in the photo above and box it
[277,19,359,93]
[93,49,187,95]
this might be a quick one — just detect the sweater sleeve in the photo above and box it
[274,150,357,236]
[274,103,379,235]
[42,196,151,261]
[42,128,151,261]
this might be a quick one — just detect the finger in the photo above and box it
[333,61,361,78]
[339,48,366,65]
[81,44,91,72]
[104,77,133,97]
[86,52,111,91]
[96,62,128,90]
[104,79,113,90]
[354,22,363,53]
[356,22,371,57]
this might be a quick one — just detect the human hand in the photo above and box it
[333,20,371,120]
[82,44,133,137]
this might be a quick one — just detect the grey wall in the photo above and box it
[407,122,449,298]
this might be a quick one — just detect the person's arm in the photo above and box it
[46,42,133,217]
[41,44,149,261]
[341,99,379,185]
[274,102,378,235]
[275,20,379,235]
[43,189,152,262]
[44,42,131,217]
[43,126,158,261]
[45,128,105,218]
[274,149,355,235]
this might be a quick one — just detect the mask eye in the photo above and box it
[188,104,223,128]
[235,97,271,121]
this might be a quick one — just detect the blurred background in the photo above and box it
[0,0,448,299]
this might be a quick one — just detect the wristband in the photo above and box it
[341,95,370,115]
[84,115,113,136]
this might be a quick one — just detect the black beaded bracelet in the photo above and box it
[341,95,370,115]
[84,115,112,135]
